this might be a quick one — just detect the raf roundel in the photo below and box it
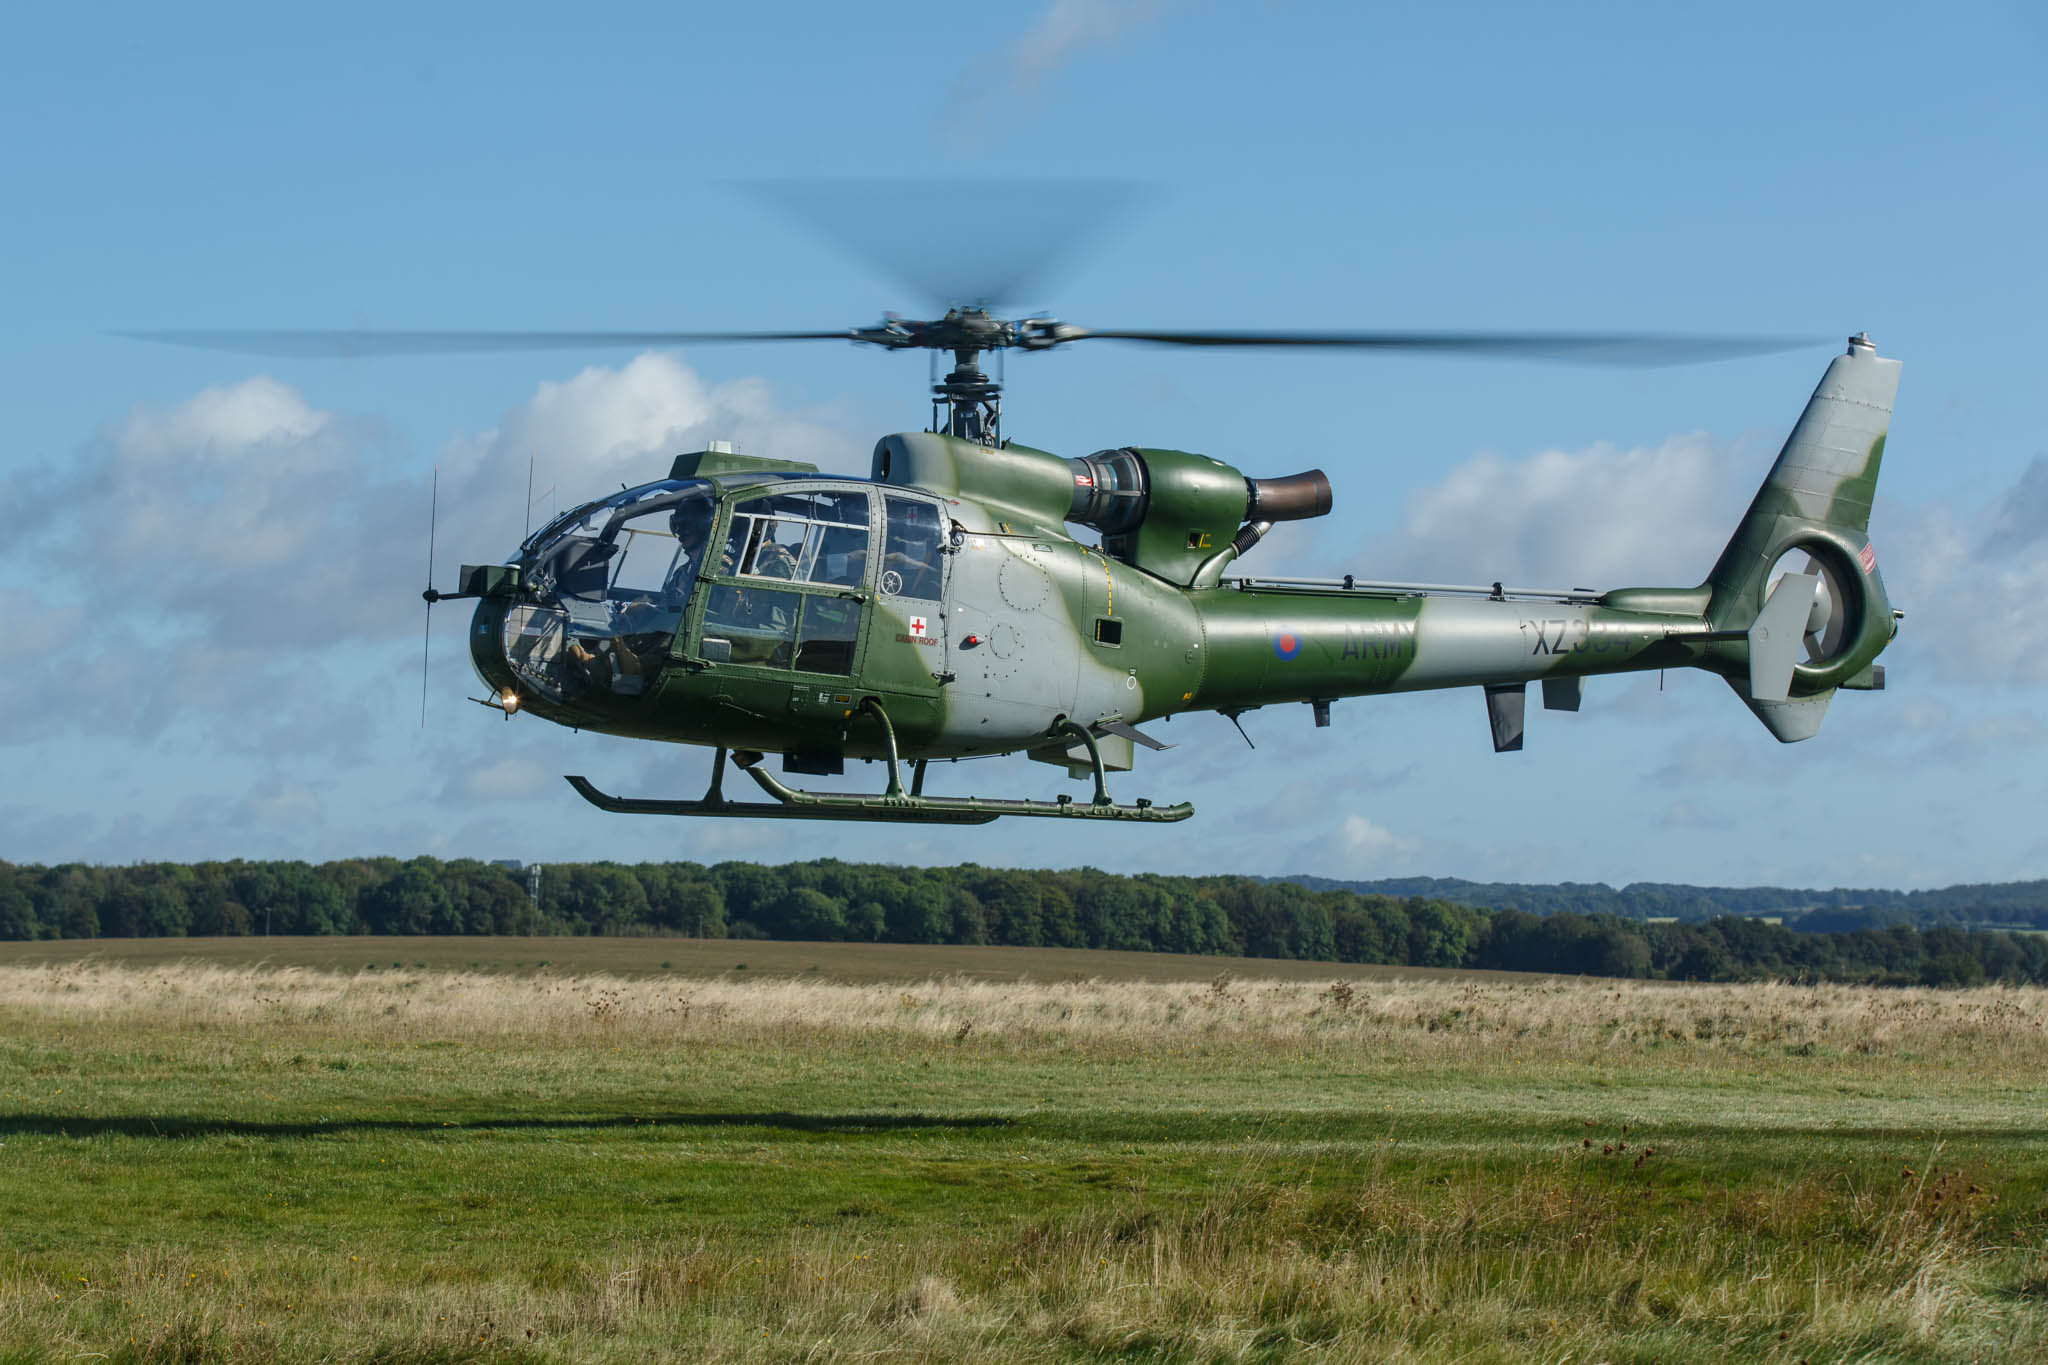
[1271,629,1303,662]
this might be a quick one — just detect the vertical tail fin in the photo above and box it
[1708,334,1899,616]
[1707,335,1902,740]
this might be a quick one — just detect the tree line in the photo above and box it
[1,858,2041,988]
[1287,874,2048,931]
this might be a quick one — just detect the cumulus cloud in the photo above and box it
[1356,433,2048,696]
[1885,455,2048,686]
[1353,434,1761,590]
[1338,813,1420,862]
[1,352,859,753]
[442,354,859,498]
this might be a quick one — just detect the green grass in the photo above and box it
[1,959,2044,1361]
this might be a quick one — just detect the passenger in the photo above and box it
[884,536,940,598]
[749,522,800,580]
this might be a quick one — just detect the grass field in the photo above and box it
[1,946,2045,1362]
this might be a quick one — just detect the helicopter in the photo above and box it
[130,242,1901,826]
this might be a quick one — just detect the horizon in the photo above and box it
[6,850,2047,903]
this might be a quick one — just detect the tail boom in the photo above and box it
[1179,336,1902,748]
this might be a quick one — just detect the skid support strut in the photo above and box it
[566,703,1193,823]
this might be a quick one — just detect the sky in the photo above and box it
[2,1,2045,889]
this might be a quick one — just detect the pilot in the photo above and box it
[565,596,673,694]
[669,502,713,590]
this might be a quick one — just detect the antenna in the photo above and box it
[421,465,438,728]
[524,452,535,540]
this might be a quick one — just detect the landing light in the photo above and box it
[499,689,521,714]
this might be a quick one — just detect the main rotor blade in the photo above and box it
[116,328,858,358]
[741,177,1148,309]
[1065,329,1826,366]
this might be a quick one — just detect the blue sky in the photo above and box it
[3,1,2044,888]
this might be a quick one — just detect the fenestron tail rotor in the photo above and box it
[1770,549,1851,665]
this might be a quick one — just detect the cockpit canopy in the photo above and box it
[504,480,716,703]
[497,476,948,706]
[525,479,715,607]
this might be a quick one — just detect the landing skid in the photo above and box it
[565,704,1194,825]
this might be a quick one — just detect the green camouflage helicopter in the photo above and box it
[134,278,1899,826]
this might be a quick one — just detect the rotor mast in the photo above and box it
[933,343,1001,444]
[879,306,1078,445]
[869,306,1024,447]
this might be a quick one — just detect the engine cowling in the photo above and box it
[1068,446,1331,585]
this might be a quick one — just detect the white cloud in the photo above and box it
[1357,437,2048,695]
[0,352,858,756]
[1338,813,1419,860]
[1355,433,1759,589]
[443,354,859,498]
[1882,456,2048,686]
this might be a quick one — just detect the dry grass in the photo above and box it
[6,959,2047,1069]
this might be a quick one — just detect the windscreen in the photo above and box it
[504,480,714,701]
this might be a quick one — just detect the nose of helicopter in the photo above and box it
[466,593,522,708]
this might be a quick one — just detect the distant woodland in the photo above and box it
[3,858,2044,987]
[1284,874,2048,932]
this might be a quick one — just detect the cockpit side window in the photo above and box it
[881,496,944,601]
[699,485,874,675]
[748,518,806,580]
[723,489,872,588]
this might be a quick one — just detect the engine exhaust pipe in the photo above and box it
[1244,470,1332,522]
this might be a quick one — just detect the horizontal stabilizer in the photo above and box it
[1029,730,1134,778]
[1748,571,1820,702]
[1097,719,1176,751]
